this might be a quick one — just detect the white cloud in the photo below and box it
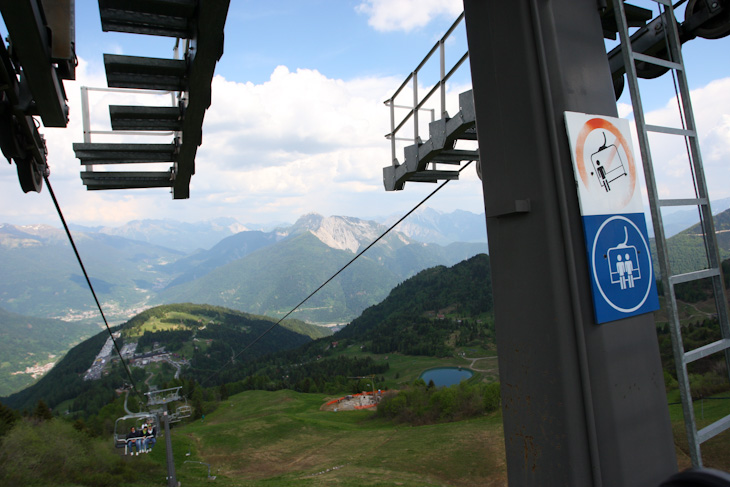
[356,0,463,32]
[641,77,730,201]
[201,67,396,169]
[3,48,725,231]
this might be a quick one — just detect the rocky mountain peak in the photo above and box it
[289,213,404,253]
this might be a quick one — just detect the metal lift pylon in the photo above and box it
[460,1,678,485]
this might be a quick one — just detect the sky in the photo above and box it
[0,0,728,229]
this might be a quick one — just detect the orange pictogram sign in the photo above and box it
[565,113,641,216]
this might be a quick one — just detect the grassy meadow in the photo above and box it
[169,389,507,487]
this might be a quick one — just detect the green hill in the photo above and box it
[0,308,100,396]
[173,389,507,486]
[1,304,320,414]
[334,253,494,355]
[656,208,730,275]
[191,254,495,394]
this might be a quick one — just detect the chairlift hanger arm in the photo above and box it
[606,0,730,87]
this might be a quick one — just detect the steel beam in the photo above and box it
[173,0,231,199]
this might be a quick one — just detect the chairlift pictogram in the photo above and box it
[589,131,628,192]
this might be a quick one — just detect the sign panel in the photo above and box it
[564,112,659,324]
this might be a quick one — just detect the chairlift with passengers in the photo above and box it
[112,389,158,455]
[112,387,191,452]
[113,413,158,455]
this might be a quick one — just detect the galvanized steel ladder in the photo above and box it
[614,0,730,467]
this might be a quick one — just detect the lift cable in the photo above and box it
[43,173,146,404]
[199,161,475,388]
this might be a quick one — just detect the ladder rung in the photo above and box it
[658,198,708,208]
[684,338,730,364]
[645,124,696,137]
[698,413,730,443]
[669,268,720,285]
[99,0,197,18]
[633,52,683,71]
[101,14,192,38]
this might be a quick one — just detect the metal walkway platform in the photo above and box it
[384,90,478,191]
[109,105,183,131]
[99,0,197,38]
[73,0,230,199]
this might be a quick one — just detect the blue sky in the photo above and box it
[0,0,727,230]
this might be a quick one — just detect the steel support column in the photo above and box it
[463,1,677,485]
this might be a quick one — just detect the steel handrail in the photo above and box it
[384,12,470,165]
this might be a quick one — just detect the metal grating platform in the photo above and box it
[73,143,177,164]
[104,54,188,91]
[384,90,478,191]
[109,105,183,131]
[99,0,197,38]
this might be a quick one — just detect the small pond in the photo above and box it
[419,367,473,387]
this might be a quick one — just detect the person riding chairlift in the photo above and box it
[126,426,142,456]
[141,421,157,453]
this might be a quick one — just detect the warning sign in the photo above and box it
[565,112,659,324]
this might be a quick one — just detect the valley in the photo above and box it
[0,210,729,486]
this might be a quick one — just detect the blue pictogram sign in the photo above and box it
[582,213,659,323]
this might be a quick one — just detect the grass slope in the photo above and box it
[161,389,729,486]
[172,390,507,486]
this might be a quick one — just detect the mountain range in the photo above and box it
[152,213,487,323]
[0,210,488,326]
[65,207,490,255]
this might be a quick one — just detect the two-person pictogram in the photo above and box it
[606,226,640,290]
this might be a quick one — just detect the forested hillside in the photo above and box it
[335,253,494,355]
[205,254,496,393]
[656,208,730,275]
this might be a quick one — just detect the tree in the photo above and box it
[32,400,53,422]
[0,401,19,437]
